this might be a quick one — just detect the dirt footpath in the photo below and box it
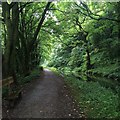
[4,69,84,118]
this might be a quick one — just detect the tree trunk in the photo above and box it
[10,2,19,83]
[2,2,13,77]
[2,2,19,84]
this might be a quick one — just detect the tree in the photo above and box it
[2,2,52,80]
[2,2,19,82]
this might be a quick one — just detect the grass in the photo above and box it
[64,76,120,118]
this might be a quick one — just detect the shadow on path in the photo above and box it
[4,69,84,118]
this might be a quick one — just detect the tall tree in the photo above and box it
[2,2,19,82]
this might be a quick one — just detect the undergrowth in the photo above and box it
[2,69,41,97]
[65,75,120,118]
[17,69,41,85]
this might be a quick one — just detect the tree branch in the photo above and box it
[33,2,51,41]
[19,2,32,13]
[29,2,52,51]
[75,2,120,23]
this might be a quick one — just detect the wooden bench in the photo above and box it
[1,76,22,108]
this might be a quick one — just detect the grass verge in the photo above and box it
[64,75,120,118]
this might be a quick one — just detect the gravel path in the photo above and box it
[3,69,84,118]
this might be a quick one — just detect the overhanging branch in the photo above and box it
[75,2,120,23]
[29,2,52,51]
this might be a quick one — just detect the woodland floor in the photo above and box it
[3,69,85,118]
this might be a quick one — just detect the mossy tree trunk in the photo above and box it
[2,2,19,83]
[2,2,13,77]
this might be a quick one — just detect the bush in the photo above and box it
[17,69,40,85]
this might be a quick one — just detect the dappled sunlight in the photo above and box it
[1,1,120,119]
[44,69,51,72]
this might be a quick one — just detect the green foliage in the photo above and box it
[90,52,120,80]
[2,86,9,98]
[65,76,120,118]
[48,2,120,80]
[1,2,120,118]
[17,69,40,85]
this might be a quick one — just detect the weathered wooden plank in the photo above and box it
[1,77,14,87]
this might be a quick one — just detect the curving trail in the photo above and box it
[4,69,84,118]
